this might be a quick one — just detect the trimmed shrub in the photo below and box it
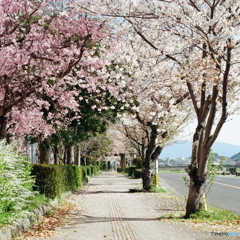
[133,157,142,167]
[32,164,85,199]
[100,161,111,170]
[65,165,83,191]
[124,167,130,175]
[117,167,122,172]
[82,166,91,176]
[32,164,99,199]
[82,165,99,177]
[132,168,142,178]
[82,167,87,179]
[120,166,142,178]
[31,164,66,199]
[100,161,105,170]
[95,161,101,167]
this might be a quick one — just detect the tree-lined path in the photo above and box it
[18,171,234,240]
[1,0,240,221]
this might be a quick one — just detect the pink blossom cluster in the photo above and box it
[0,0,118,139]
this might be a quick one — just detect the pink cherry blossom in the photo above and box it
[0,0,119,140]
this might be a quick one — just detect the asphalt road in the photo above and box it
[159,172,240,215]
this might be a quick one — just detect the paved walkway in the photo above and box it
[25,171,240,240]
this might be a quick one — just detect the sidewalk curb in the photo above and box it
[0,194,70,240]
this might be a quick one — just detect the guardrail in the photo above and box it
[159,166,240,176]
[159,164,239,168]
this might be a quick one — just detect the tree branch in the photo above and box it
[207,44,231,148]
[204,85,218,143]
[186,82,200,118]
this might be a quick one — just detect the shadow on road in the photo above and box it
[77,190,132,194]
[61,214,160,228]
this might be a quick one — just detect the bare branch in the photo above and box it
[204,85,218,143]
[207,44,232,148]
[186,82,199,118]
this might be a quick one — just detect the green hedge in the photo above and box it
[131,167,142,178]
[65,165,84,191]
[82,165,99,178]
[117,167,122,172]
[100,161,111,170]
[117,166,142,178]
[31,164,99,199]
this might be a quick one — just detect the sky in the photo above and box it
[182,114,240,147]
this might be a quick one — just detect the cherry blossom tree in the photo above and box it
[72,0,240,216]
[101,38,191,190]
[119,81,190,190]
[106,123,134,154]
[37,79,126,165]
[144,0,240,217]
[0,0,115,141]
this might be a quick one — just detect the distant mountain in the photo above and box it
[160,141,240,159]
[230,152,240,162]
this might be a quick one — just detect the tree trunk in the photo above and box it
[66,147,74,165]
[120,153,126,171]
[82,156,87,166]
[53,145,60,165]
[185,123,210,217]
[0,115,7,140]
[39,140,51,164]
[142,145,162,190]
[185,168,205,218]
[39,147,49,164]
[70,146,74,165]
[74,146,81,166]
[142,160,155,190]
